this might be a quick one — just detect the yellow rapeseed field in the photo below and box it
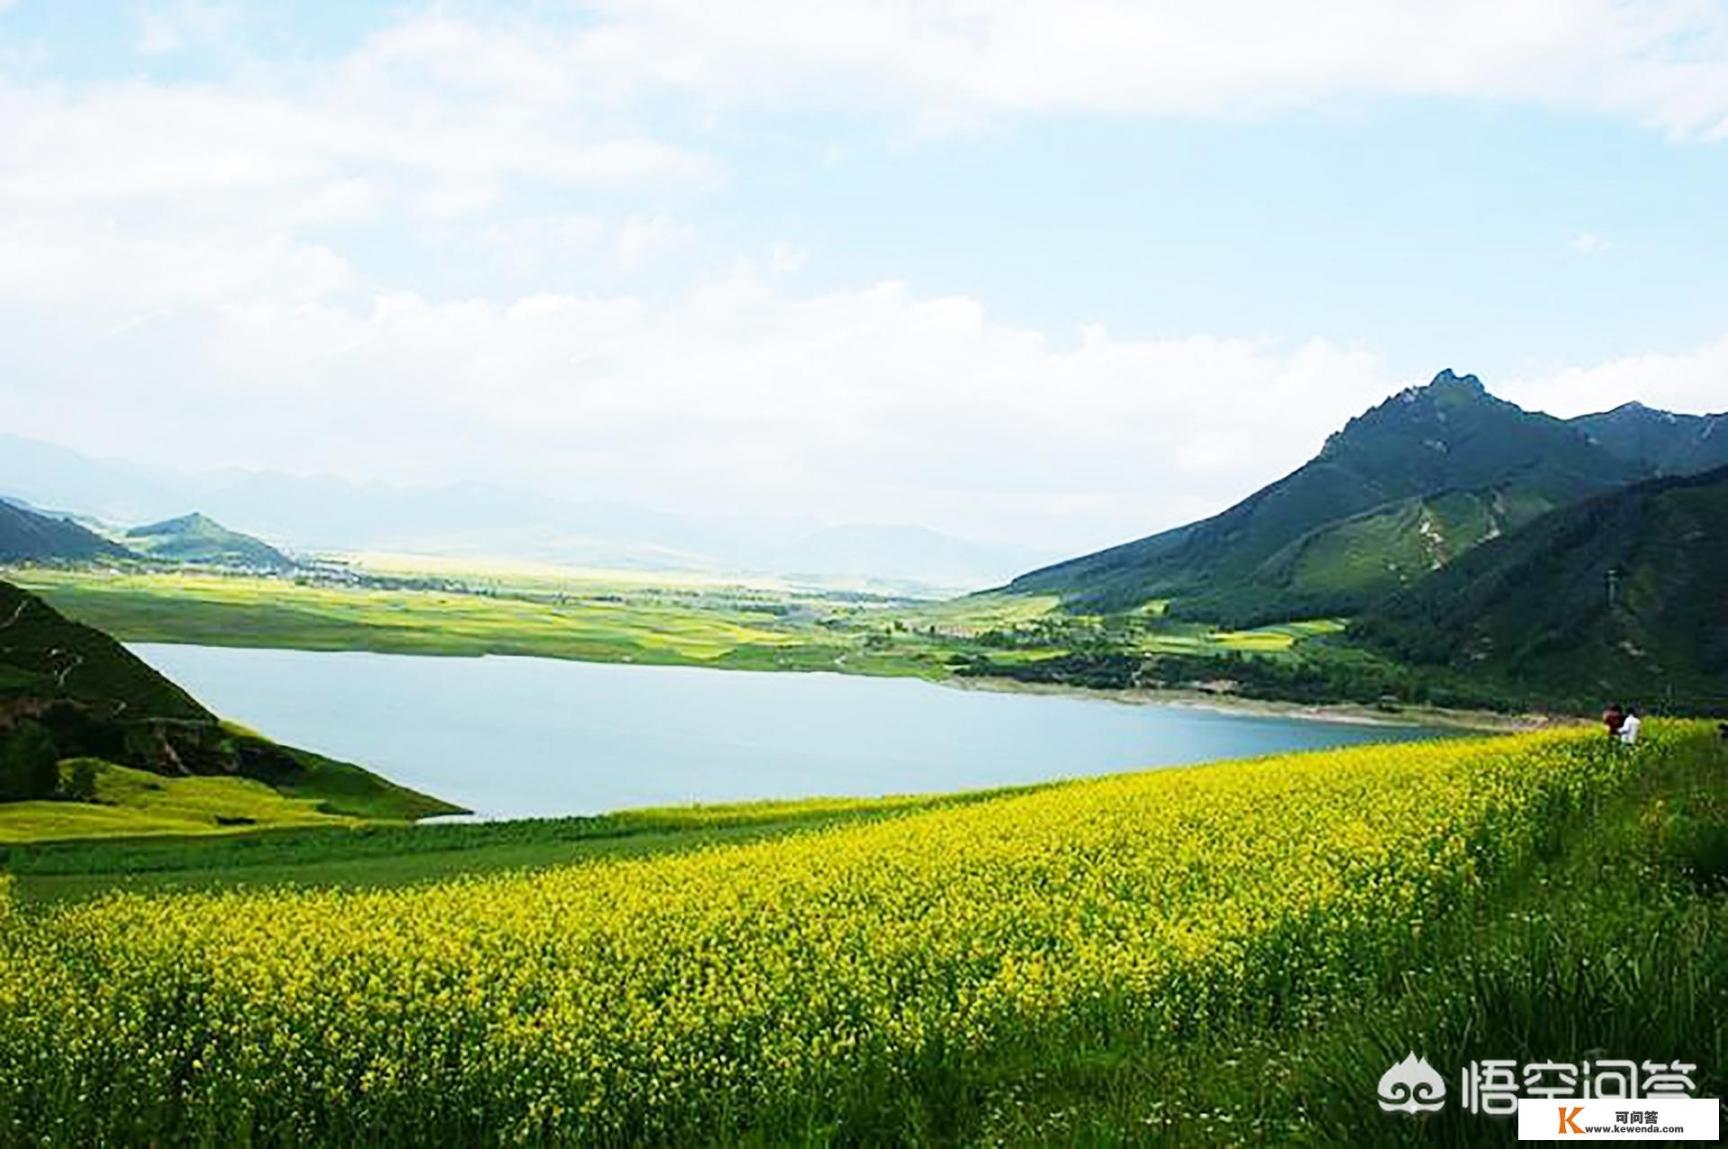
[0,728,1647,1144]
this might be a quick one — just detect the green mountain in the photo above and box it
[1008,370,1644,624]
[0,579,456,816]
[1350,466,1728,713]
[0,579,209,724]
[124,512,292,569]
[1572,401,1728,476]
[0,499,130,563]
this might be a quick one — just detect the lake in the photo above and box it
[130,644,1450,818]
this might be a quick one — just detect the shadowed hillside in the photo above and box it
[0,579,457,817]
[0,500,129,563]
[1350,465,1728,713]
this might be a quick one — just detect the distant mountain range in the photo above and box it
[0,499,285,570]
[0,435,1055,589]
[1352,465,1728,712]
[1008,370,1728,625]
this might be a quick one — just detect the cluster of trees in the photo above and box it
[952,650,1144,690]
[954,648,1509,712]
[0,721,95,802]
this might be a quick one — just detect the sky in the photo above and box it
[1,0,1726,556]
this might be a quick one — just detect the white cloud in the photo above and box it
[560,0,1728,137]
[2,1,1725,559]
[21,2,1728,152]
[0,265,1397,551]
[1571,232,1610,254]
[1503,337,1728,417]
[0,28,719,230]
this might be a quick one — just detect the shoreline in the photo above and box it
[939,674,1567,733]
[108,631,1566,733]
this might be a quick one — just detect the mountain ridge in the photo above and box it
[1006,370,1709,624]
[1571,401,1728,477]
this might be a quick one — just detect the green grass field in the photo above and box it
[0,737,462,848]
[5,566,1352,688]
[0,760,357,846]
[8,567,823,665]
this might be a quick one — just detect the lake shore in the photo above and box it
[944,674,1569,732]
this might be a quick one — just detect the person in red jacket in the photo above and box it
[1602,702,1625,741]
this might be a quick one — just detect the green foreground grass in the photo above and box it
[0,760,356,845]
[0,735,460,848]
[967,726,1728,1146]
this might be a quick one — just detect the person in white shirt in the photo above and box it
[1619,708,1642,745]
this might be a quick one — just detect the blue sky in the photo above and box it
[1,1,1726,553]
[722,104,1728,370]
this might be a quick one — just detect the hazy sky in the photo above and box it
[2,1,1726,554]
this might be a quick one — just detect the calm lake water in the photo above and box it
[131,644,1448,819]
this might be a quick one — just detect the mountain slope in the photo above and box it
[124,512,292,569]
[1571,402,1728,476]
[1008,370,1644,622]
[0,500,130,563]
[0,580,457,817]
[0,579,210,723]
[1350,465,1728,712]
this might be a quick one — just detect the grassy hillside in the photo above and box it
[1008,371,1642,623]
[0,499,130,563]
[0,578,460,819]
[1352,465,1728,712]
[1,725,1720,1145]
[1251,486,1548,610]
[123,512,292,569]
[0,759,359,845]
[0,578,210,722]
